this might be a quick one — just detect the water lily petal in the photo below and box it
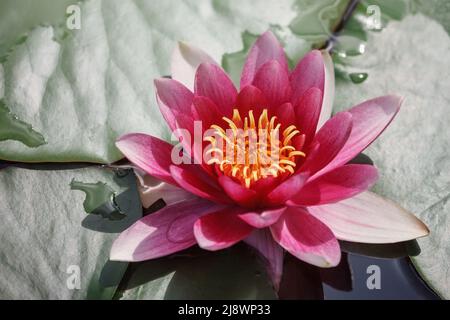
[110,198,221,261]
[154,78,194,131]
[244,229,284,291]
[171,41,216,90]
[135,174,196,208]
[194,207,253,250]
[265,172,309,206]
[317,50,335,129]
[276,102,296,128]
[316,95,402,177]
[252,60,291,109]
[290,50,325,107]
[195,63,237,116]
[288,164,378,206]
[235,85,269,116]
[170,165,231,204]
[270,207,341,267]
[308,191,429,243]
[218,175,259,208]
[251,175,281,195]
[238,207,286,228]
[294,87,323,146]
[301,112,353,174]
[191,95,223,130]
[240,31,288,88]
[116,134,176,185]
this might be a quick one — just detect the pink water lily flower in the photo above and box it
[110,31,429,289]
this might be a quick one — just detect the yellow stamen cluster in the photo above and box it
[204,108,305,188]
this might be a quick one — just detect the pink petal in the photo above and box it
[169,112,197,163]
[290,50,325,107]
[116,134,176,185]
[265,172,309,206]
[316,95,403,177]
[195,63,237,116]
[317,50,335,129]
[170,165,231,204]
[191,95,222,129]
[244,229,284,291]
[301,112,353,175]
[135,173,196,208]
[154,78,194,131]
[171,42,216,91]
[308,191,429,243]
[270,207,341,267]
[194,207,254,250]
[252,60,292,108]
[238,207,286,228]
[110,198,222,261]
[251,175,281,195]
[190,96,223,173]
[240,31,288,88]
[217,175,259,208]
[294,87,323,146]
[235,85,269,116]
[276,102,296,128]
[288,164,378,206]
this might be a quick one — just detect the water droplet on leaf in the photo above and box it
[349,72,368,84]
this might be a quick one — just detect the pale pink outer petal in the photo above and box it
[270,207,341,267]
[288,164,379,206]
[317,50,335,129]
[116,133,176,185]
[154,78,194,131]
[244,229,284,291]
[135,173,196,208]
[240,31,288,88]
[194,207,254,251]
[308,191,430,243]
[171,41,217,90]
[238,207,286,228]
[110,198,222,261]
[316,95,403,177]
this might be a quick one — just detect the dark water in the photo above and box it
[324,254,439,300]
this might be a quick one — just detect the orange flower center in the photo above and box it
[204,108,305,188]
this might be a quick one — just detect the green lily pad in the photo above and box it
[0,0,79,59]
[0,166,142,299]
[0,0,349,163]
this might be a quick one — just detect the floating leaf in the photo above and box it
[0,167,142,299]
[0,0,332,163]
